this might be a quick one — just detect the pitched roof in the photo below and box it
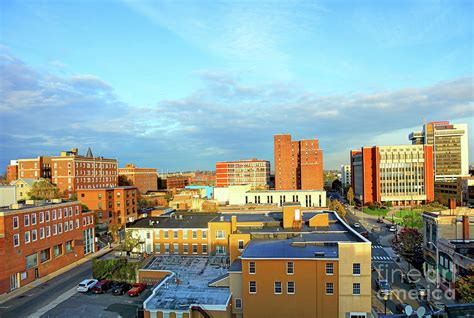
[85,147,93,158]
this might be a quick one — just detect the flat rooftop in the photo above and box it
[128,213,218,229]
[241,239,339,259]
[0,200,77,213]
[144,256,230,311]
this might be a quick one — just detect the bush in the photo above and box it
[92,258,137,283]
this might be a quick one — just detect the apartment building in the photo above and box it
[50,148,118,195]
[0,200,95,295]
[17,156,51,179]
[216,159,270,188]
[6,160,18,183]
[139,206,372,318]
[118,164,157,194]
[341,164,351,188]
[158,176,190,190]
[274,134,324,190]
[351,145,434,206]
[77,186,138,226]
[409,121,469,181]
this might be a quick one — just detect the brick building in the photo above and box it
[351,144,434,206]
[118,164,157,194]
[0,200,95,295]
[50,148,118,195]
[216,159,270,188]
[159,176,190,190]
[77,186,138,226]
[17,156,51,180]
[6,160,18,183]
[274,134,324,191]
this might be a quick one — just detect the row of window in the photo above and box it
[151,229,209,240]
[14,220,79,247]
[26,241,75,269]
[13,206,80,229]
[247,262,362,276]
[155,243,211,254]
[248,281,361,296]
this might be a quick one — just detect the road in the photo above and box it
[0,259,93,318]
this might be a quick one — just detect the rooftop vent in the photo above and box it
[314,252,325,257]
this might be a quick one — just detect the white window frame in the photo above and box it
[202,244,208,254]
[31,229,37,242]
[173,243,179,254]
[238,240,244,250]
[274,281,282,294]
[249,261,256,274]
[326,263,334,275]
[25,231,30,244]
[31,213,37,225]
[326,282,334,295]
[192,244,198,254]
[24,215,30,227]
[249,281,257,294]
[40,228,45,239]
[13,216,19,229]
[201,230,207,239]
[287,281,295,294]
[353,263,361,276]
[13,234,20,247]
[235,298,242,309]
[287,261,294,275]
[353,283,361,295]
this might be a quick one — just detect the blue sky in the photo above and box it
[0,0,473,171]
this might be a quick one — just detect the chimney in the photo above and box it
[231,215,237,233]
[462,215,470,241]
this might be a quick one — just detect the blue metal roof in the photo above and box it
[241,239,339,259]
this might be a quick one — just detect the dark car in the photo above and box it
[361,231,369,238]
[127,283,147,297]
[90,279,112,294]
[377,218,384,224]
[112,282,132,296]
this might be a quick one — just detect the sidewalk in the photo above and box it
[0,244,116,305]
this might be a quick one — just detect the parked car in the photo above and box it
[377,218,384,224]
[353,223,361,228]
[127,283,147,297]
[77,279,98,292]
[389,226,397,232]
[376,279,392,296]
[112,282,132,296]
[416,284,428,299]
[91,279,112,294]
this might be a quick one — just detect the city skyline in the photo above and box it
[1,0,473,171]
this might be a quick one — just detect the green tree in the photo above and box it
[346,187,354,205]
[28,180,60,200]
[123,230,142,253]
[455,266,474,303]
[396,228,424,269]
[118,175,132,186]
[108,223,121,241]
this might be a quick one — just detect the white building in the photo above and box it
[341,165,351,188]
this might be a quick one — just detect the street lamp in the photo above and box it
[383,293,389,315]
[428,241,440,288]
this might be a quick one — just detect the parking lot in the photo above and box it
[40,286,151,318]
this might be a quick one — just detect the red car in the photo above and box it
[91,279,112,294]
[127,283,147,297]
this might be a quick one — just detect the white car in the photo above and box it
[389,226,397,232]
[353,223,361,228]
[77,279,98,292]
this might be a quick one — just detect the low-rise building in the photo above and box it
[159,176,190,190]
[216,158,270,188]
[118,164,157,194]
[0,200,95,295]
[6,160,18,183]
[77,186,138,226]
[10,178,49,202]
[0,186,16,207]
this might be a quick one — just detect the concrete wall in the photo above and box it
[0,186,16,207]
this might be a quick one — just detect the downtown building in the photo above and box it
[216,159,270,188]
[118,163,157,194]
[350,144,434,206]
[0,200,95,295]
[274,134,324,190]
[341,164,351,188]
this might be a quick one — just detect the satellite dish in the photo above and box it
[416,306,426,317]
[404,305,413,316]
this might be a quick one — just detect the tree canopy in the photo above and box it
[28,180,60,200]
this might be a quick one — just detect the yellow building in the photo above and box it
[10,178,47,202]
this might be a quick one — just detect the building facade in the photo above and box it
[6,160,18,183]
[274,134,324,190]
[351,145,434,206]
[216,159,270,188]
[17,157,51,180]
[0,186,16,207]
[77,186,138,226]
[341,164,351,188]
[409,121,469,181]
[118,164,157,194]
[0,200,95,295]
[10,178,48,202]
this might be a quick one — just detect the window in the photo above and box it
[182,230,188,239]
[326,263,334,275]
[201,230,207,239]
[65,241,73,253]
[249,281,257,294]
[192,244,198,254]
[13,216,19,229]
[24,215,30,227]
[287,262,294,275]
[75,219,79,229]
[146,232,151,239]
[287,281,295,294]
[53,244,63,257]
[64,221,69,232]
[216,230,225,239]
[46,226,50,237]
[238,240,244,250]
[326,282,334,295]
[183,244,188,254]
[13,234,20,247]
[164,231,169,239]
[52,210,57,220]
[353,263,361,275]
[235,298,242,309]
[39,212,44,223]
[24,231,30,243]
[40,248,51,263]
[349,314,367,318]
[353,283,361,295]
[249,261,256,274]
[216,245,226,254]
[58,223,63,234]
[155,244,161,254]
[173,230,178,239]
[31,213,36,225]
[164,243,170,254]
[202,244,208,254]
[58,209,62,219]
[173,243,179,254]
[25,253,38,269]
[40,228,45,239]
[192,230,197,239]
[274,281,282,294]
[46,211,50,222]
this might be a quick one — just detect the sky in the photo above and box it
[0,0,473,172]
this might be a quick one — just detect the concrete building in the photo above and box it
[341,164,351,188]
[6,160,18,183]
[422,208,473,295]
[0,186,16,207]
[216,159,270,188]
[351,145,434,206]
[135,206,371,318]
[118,164,157,194]
[17,156,51,180]
[274,134,324,190]
[50,148,118,195]
[77,186,138,226]
[434,176,474,207]
[409,121,469,181]
[0,200,95,295]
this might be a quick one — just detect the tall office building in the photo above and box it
[340,165,351,188]
[274,134,324,190]
[409,121,469,181]
[351,145,434,206]
[216,159,270,188]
